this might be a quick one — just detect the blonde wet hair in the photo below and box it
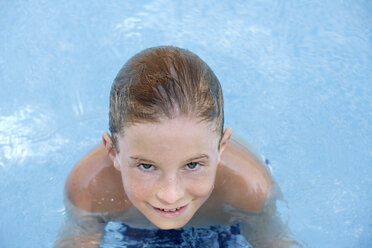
[109,46,224,151]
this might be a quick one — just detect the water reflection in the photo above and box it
[0,105,67,167]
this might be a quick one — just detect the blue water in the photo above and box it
[0,0,371,247]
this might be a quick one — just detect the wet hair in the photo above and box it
[109,46,224,151]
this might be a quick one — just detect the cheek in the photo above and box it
[184,169,216,197]
[121,169,157,200]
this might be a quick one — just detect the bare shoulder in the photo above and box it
[65,145,131,213]
[215,134,273,212]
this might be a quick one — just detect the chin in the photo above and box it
[153,220,189,230]
[146,210,193,230]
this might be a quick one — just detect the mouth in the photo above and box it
[152,204,188,217]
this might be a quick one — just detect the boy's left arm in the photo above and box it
[238,182,302,248]
[218,135,302,247]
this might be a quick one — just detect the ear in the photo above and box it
[218,127,232,157]
[102,132,120,171]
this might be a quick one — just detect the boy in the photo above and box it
[55,46,298,247]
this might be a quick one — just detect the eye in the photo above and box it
[138,163,155,171]
[186,162,201,170]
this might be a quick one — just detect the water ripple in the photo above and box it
[0,105,68,167]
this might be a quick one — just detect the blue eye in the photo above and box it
[186,162,200,170]
[139,163,154,171]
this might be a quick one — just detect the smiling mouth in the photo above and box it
[158,206,182,212]
[152,204,188,217]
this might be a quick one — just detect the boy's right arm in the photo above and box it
[54,199,106,248]
[65,145,130,213]
[54,145,131,247]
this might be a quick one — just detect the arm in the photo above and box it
[54,198,105,248]
[55,145,131,247]
[239,182,302,248]
[217,132,302,247]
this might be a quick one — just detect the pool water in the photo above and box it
[0,0,371,247]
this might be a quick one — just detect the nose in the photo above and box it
[156,174,185,205]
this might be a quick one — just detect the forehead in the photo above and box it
[118,118,219,162]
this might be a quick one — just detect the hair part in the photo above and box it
[109,46,224,152]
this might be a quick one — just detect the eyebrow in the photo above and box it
[129,154,210,164]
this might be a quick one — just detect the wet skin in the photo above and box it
[66,119,272,230]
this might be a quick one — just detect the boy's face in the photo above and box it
[106,117,230,229]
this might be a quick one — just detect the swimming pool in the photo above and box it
[0,0,371,247]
